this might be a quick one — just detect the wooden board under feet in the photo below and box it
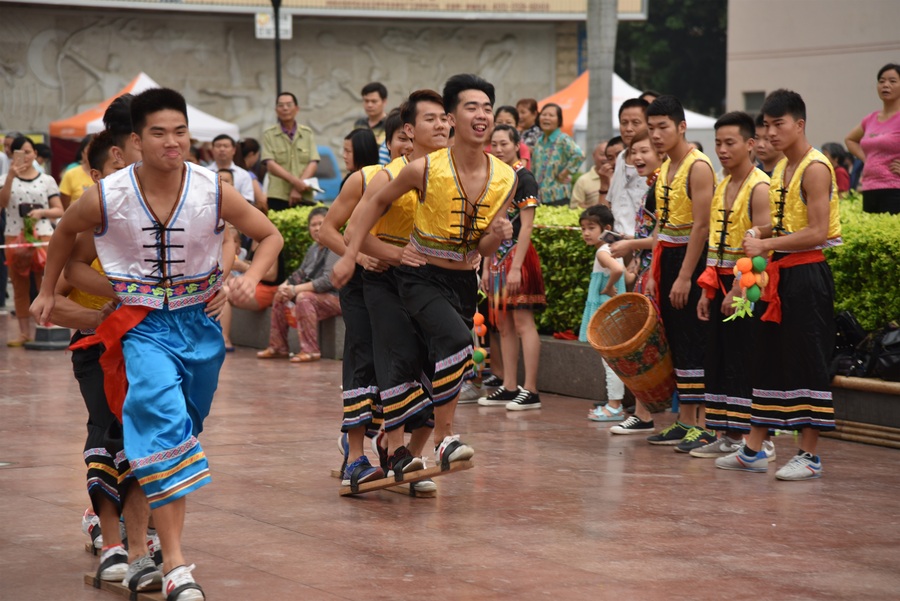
[338,460,473,496]
[82,573,164,601]
[85,543,100,555]
[329,469,437,498]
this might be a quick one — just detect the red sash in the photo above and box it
[697,265,732,300]
[69,305,152,422]
[650,240,683,293]
[760,250,826,324]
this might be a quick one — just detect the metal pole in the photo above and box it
[272,0,283,93]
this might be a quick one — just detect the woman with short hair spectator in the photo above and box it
[493,105,531,169]
[0,136,63,345]
[821,142,852,194]
[845,62,900,214]
[531,103,585,207]
[516,98,542,148]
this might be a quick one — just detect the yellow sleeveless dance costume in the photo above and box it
[398,148,516,406]
[750,148,841,432]
[653,148,716,405]
[702,168,770,433]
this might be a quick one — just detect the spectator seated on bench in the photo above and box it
[257,207,341,363]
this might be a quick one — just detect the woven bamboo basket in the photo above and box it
[586,293,676,404]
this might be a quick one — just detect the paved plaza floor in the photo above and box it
[2,318,899,600]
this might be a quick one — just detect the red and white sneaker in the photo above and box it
[434,434,474,469]
[163,564,205,600]
[82,508,103,549]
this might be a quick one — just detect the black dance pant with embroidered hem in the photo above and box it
[396,264,477,407]
[704,274,754,433]
[749,260,836,432]
[658,244,708,404]
[339,266,382,434]
[363,267,434,433]
[72,331,131,513]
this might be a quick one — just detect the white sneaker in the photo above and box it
[146,530,163,566]
[97,545,128,581]
[434,434,474,467]
[762,440,777,460]
[775,452,822,481]
[163,564,205,601]
[82,508,103,549]
[413,478,437,493]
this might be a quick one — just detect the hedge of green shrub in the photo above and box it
[269,193,898,333]
[826,192,900,331]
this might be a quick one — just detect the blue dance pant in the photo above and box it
[121,304,225,509]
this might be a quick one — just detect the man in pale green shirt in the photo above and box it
[262,92,320,211]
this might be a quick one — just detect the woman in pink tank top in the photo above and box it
[845,63,900,214]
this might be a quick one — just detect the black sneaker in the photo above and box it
[506,388,541,411]
[609,415,655,435]
[477,387,520,406]
[674,427,717,453]
[386,445,424,479]
[646,421,690,445]
[481,374,503,388]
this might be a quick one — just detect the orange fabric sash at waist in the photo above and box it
[760,250,826,324]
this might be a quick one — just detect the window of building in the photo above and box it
[743,91,766,114]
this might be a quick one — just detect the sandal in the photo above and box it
[256,348,289,359]
[290,352,321,363]
[6,337,32,348]
[588,404,625,422]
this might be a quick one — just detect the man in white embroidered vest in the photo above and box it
[32,87,282,601]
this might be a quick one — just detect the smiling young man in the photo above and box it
[339,74,515,467]
[644,95,716,450]
[692,112,773,459]
[715,90,841,480]
[32,88,282,600]
[607,98,651,234]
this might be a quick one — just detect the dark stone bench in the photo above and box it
[831,376,900,429]
[229,306,344,359]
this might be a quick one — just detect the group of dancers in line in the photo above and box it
[28,69,839,600]
[567,91,839,481]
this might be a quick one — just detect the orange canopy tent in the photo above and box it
[538,71,590,138]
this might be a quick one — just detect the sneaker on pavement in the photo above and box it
[435,434,474,467]
[609,416,655,435]
[97,545,128,582]
[122,554,163,592]
[342,455,384,486]
[674,427,717,453]
[477,386,520,406]
[506,388,541,411]
[762,440,777,460]
[714,446,769,473]
[646,421,690,445]
[458,381,483,404]
[82,508,103,549]
[481,374,503,388]
[689,435,742,458]
[163,564,205,601]
[386,445,425,479]
[775,452,822,481]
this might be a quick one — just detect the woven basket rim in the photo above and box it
[586,293,656,354]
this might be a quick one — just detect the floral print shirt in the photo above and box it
[531,129,585,205]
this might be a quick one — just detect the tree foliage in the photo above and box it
[615,0,727,116]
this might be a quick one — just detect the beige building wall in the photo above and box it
[727,0,899,147]
[0,6,557,152]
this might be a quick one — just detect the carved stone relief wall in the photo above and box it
[1,6,557,155]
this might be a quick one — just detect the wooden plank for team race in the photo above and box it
[85,543,100,555]
[329,469,437,498]
[82,573,164,601]
[338,460,473,496]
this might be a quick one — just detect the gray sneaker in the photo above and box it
[762,440,777,460]
[689,436,742,458]
[457,381,483,404]
[775,452,822,481]
[121,554,163,592]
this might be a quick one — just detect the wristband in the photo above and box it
[744,228,757,238]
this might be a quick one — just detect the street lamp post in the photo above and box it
[272,0,283,93]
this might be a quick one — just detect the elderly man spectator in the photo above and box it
[262,92,319,211]
[211,134,255,204]
[570,136,624,210]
